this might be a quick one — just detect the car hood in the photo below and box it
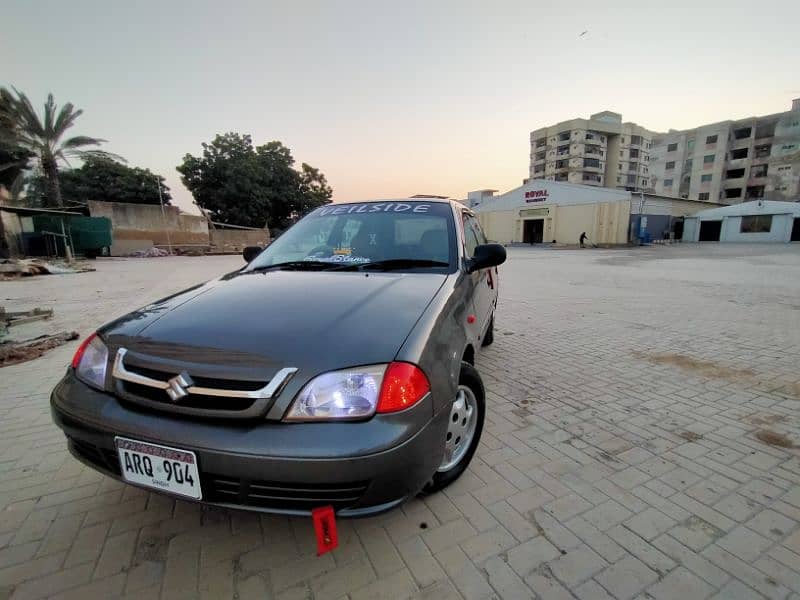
[101,270,447,375]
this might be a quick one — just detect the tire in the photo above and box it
[423,362,486,494]
[481,315,494,347]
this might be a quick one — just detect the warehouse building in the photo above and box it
[471,180,720,245]
[682,200,800,243]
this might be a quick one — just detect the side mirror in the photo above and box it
[243,246,263,263]
[467,243,506,273]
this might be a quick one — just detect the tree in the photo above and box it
[34,156,171,206]
[0,94,33,190]
[0,87,121,207]
[177,133,332,229]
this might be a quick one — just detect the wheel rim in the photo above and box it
[438,385,478,472]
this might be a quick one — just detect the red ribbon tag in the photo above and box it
[311,506,338,556]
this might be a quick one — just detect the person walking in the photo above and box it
[579,232,587,248]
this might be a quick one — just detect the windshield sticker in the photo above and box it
[304,255,370,263]
[314,203,431,216]
[333,247,352,255]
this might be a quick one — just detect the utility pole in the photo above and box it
[157,177,173,255]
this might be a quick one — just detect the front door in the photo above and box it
[792,218,800,242]
[462,213,494,342]
[523,219,544,244]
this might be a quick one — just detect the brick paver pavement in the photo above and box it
[1,245,798,599]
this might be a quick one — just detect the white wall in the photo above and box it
[720,214,793,242]
[682,214,794,242]
[682,217,699,241]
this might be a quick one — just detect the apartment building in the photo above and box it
[528,111,657,193]
[650,99,800,203]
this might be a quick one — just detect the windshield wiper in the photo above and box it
[331,259,450,271]
[244,260,338,273]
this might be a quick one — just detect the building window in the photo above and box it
[685,159,693,171]
[582,173,602,182]
[706,135,718,144]
[618,163,623,170]
[667,143,678,152]
[630,135,642,145]
[535,137,547,147]
[703,154,715,164]
[558,131,570,142]
[725,168,745,179]
[583,158,600,168]
[698,192,710,200]
[664,178,673,187]
[751,164,768,178]
[665,161,675,170]
[630,148,640,158]
[754,144,771,158]
[733,127,752,140]
[755,122,777,138]
[777,165,791,172]
[534,164,545,173]
[687,139,695,151]
[782,144,796,150]
[746,185,765,199]
[730,148,748,159]
[535,151,546,161]
[740,215,772,233]
[701,174,713,182]
[556,159,569,169]
[725,188,742,198]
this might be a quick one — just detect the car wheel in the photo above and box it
[423,361,485,494]
[481,315,494,347]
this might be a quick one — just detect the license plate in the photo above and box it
[115,437,202,500]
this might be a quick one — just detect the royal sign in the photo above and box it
[525,190,549,203]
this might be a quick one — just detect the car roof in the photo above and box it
[334,197,456,206]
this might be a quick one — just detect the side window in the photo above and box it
[468,216,487,245]
[462,213,480,256]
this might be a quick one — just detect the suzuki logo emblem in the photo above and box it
[166,373,194,402]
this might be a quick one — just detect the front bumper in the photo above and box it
[51,373,448,517]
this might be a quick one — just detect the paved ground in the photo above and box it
[1,245,799,600]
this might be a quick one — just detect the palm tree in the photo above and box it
[0,87,121,207]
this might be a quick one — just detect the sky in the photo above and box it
[3,0,799,214]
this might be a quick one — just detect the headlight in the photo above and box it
[283,362,430,421]
[71,333,109,390]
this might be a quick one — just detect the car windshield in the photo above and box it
[245,201,456,272]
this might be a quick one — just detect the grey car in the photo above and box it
[51,198,506,516]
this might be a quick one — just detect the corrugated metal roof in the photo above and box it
[0,204,84,216]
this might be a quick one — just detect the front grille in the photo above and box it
[124,363,266,392]
[202,474,369,511]
[121,381,256,412]
[111,347,297,419]
[68,437,121,475]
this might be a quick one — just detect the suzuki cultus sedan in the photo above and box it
[52,198,506,516]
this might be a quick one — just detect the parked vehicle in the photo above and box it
[51,199,505,516]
